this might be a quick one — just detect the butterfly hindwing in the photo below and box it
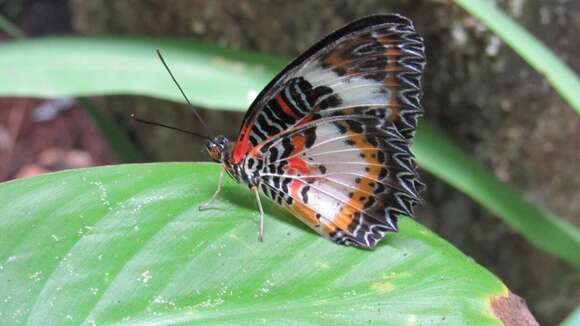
[232,14,426,248]
[255,116,421,248]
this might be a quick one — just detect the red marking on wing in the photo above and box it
[232,127,252,163]
[275,95,298,119]
[232,96,300,164]
[289,179,302,198]
[285,133,314,175]
[288,157,310,175]
[296,113,314,127]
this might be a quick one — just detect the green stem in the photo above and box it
[78,98,144,162]
[0,14,26,39]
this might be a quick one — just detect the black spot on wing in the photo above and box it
[318,94,343,111]
[301,185,310,204]
[304,127,317,148]
[281,177,292,195]
[268,146,279,162]
[345,120,364,133]
[307,85,333,107]
[280,137,294,160]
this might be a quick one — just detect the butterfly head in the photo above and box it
[206,135,230,163]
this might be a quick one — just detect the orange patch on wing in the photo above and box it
[333,205,361,231]
[382,37,402,122]
[321,37,372,74]
[330,129,383,233]
[342,107,355,115]
[321,48,351,69]
[289,202,317,224]
[288,157,310,175]
[291,133,306,152]
[385,66,402,73]
[385,48,402,56]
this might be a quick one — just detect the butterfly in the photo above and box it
[198,14,426,249]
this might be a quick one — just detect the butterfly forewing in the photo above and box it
[231,14,425,249]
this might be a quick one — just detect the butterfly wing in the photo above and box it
[232,14,425,248]
[256,118,421,248]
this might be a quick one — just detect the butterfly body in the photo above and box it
[205,14,425,249]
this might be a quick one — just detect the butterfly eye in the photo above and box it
[210,147,221,161]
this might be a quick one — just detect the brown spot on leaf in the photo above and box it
[491,291,538,326]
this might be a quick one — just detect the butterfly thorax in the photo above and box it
[206,135,255,186]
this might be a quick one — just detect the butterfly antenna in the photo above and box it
[131,113,210,140]
[156,48,212,136]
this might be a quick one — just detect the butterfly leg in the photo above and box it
[199,168,225,210]
[251,185,264,242]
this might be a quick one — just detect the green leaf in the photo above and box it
[0,163,508,324]
[561,308,580,326]
[0,37,286,111]
[453,0,580,115]
[1,36,579,267]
